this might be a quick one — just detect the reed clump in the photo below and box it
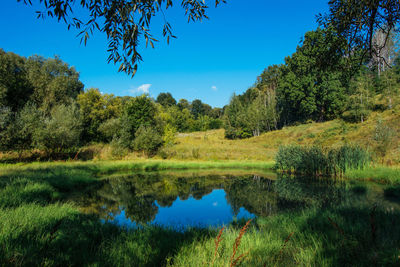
[275,144,370,177]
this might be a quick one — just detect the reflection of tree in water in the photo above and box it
[225,175,277,217]
[76,172,354,224]
[273,174,348,209]
[78,173,229,224]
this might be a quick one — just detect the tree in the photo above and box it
[20,0,226,76]
[177,99,190,110]
[156,92,176,107]
[370,29,398,75]
[33,103,82,152]
[319,0,400,67]
[77,88,122,142]
[132,125,163,156]
[191,99,205,119]
[161,105,193,132]
[0,104,41,153]
[277,28,347,124]
[25,55,84,114]
[223,94,251,139]
[119,94,158,148]
[0,49,33,112]
[342,69,373,123]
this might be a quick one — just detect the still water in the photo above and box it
[75,170,400,228]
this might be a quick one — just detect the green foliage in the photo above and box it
[0,103,42,152]
[224,87,278,139]
[342,69,374,123]
[77,88,122,142]
[132,125,163,156]
[163,124,177,147]
[0,49,33,112]
[278,28,348,124]
[320,0,400,66]
[191,99,207,119]
[119,95,158,148]
[177,99,190,110]
[32,104,82,152]
[25,55,84,114]
[98,118,122,142]
[275,145,370,176]
[156,92,176,107]
[223,94,251,139]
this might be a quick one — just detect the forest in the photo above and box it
[0,49,223,157]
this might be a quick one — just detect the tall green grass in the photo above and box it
[275,145,370,176]
[345,166,400,184]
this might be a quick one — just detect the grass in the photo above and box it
[345,166,400,184]
[163,109,400,163]
[0,159,275,177]
[275,145,370,177]
[1,161,400,265]
[171,202,400,266]
[2,202,399,266]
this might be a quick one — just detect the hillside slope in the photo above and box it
[167,109,400,163]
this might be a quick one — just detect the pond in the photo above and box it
[75,170,400,228]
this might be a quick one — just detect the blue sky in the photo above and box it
[0,1,329,107]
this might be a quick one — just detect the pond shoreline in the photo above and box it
[2,159,400,184]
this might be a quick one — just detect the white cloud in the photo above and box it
[129,84,151,94]
[211,85,217,91]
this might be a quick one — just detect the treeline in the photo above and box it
[223,27,400,139]
[0,49,222,156]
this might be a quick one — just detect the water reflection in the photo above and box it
[75,172,398,228]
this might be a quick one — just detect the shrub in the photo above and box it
[98,118,121,142]
[32,104,82,152]
[132,125,163,157]
[162,124,176,147]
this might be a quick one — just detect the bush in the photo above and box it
[162,124,176,147]
[224,127,252,140]
[110,138,129,159]
[132,125,163,157]
[32,104,82,152]
[98,118,121,142]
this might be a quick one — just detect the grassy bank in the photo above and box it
[345,166,400,184]
[1,200,399,266]
[0,159,275,176]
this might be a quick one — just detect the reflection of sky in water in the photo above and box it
[108,189,254,228]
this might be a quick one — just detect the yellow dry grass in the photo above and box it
[166,108,400,163]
